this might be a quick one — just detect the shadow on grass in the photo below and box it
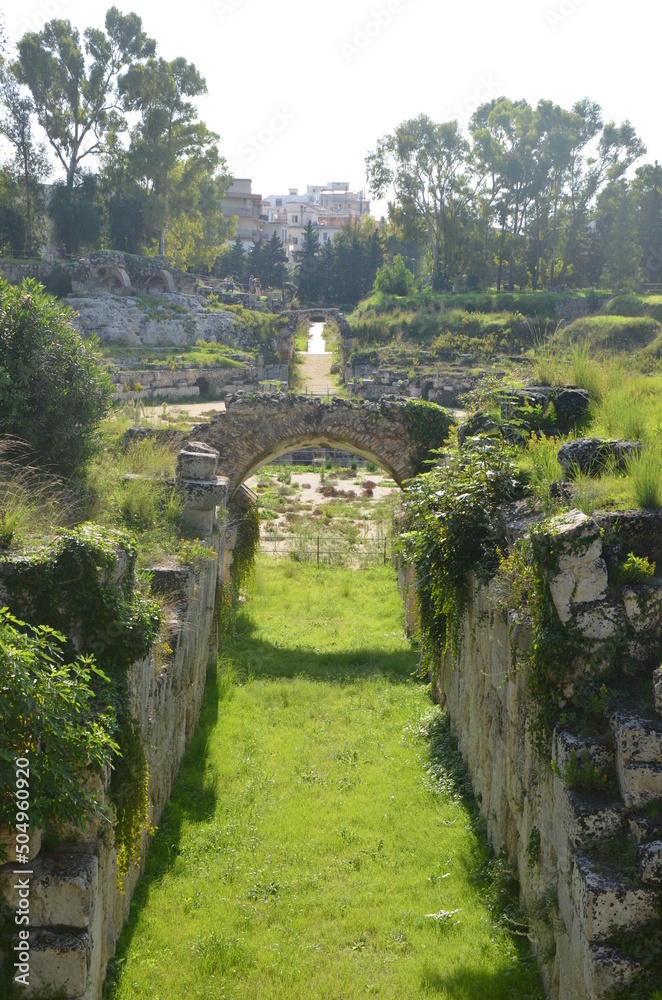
[104,622,539,998]
[420,959,541,999]
[222,609,418,684]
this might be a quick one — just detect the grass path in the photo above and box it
[104,561,543,999]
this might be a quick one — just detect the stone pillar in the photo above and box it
[176,442,228,538]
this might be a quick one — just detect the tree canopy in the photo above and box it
[367,98,648,292]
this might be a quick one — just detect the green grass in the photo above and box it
[104,560,543,1000]
[549,314,662,356]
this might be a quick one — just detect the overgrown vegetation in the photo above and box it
[402,441,527,660]
[0,278,113,475]
[0,525,162,879]
[0,609,118,844]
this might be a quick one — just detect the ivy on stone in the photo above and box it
[402,440,527,659]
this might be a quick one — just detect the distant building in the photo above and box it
[262,182,371,262]
[221,178,264,247]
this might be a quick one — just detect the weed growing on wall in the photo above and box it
[0,610,118,843]
[0,526,163,879]
[402,441,527,659]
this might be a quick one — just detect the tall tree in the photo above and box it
[15,8,154,193]
[367,115,475,291]
[294,220,322,303]
[634,162,662,286]
[120,56,225,257]
[0,63,50,254]
[262,231,289,289]
[471,98,544,291]
[557,100,645,284]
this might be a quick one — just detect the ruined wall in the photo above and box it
[0,445,236,1000]
[431,509,662,1000]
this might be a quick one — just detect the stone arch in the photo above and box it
[190,394,445,495]
[143,269,176,293]
[102,266,132,294]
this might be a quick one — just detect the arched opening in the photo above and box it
[233,433,403,493]
[101,266,132,294]
[233,436,402,570]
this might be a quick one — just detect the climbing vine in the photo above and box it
[227,497,261,591]
[0,525,162,878]
[402,440,527,660]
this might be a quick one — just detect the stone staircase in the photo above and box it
[553,688,662,997]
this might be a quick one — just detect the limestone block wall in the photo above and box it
[0,445,233,1000]
[430,510,662,1000]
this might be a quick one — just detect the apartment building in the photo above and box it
[221,178,264,246]
[262,182,371,262]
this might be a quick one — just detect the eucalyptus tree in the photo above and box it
[470,98,546,291]
[120,56,227,259]
[634,162,662,284]
[15,8,155,194]
[556,99,645,284]
[366,115,476,291]
[0,62,50,254]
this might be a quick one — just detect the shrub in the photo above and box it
[373,255,415,297]
[402,442,527,658]
[0,278,113,476]
[0,609,118,846]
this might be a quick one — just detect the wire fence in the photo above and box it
[260,532,394,568]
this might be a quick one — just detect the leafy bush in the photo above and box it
[373,255,415,296]
[0,278,113,476]
[402,442,527,658]
[0,609,118,844]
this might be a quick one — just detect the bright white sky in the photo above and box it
[2,0,659,219]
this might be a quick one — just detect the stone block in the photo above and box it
[618,762,662,809]
[613,710,662,763]
[553,729,614,776]
[21,928,89,999]
[176,442,219,481]
[587,942,642,1000]
[622,582,662,635]
[544,512,609,622]
[636,840,662,885]
[557,438,641,477]
[612,710,662,806]
[177,477,228,511]
[573,854,659,942]
[557,784,625,847]
[573,600,622,640]
[0,853,98,929]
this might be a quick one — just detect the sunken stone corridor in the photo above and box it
[2,406,662,999]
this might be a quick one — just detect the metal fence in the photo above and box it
[260,532,393,567]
